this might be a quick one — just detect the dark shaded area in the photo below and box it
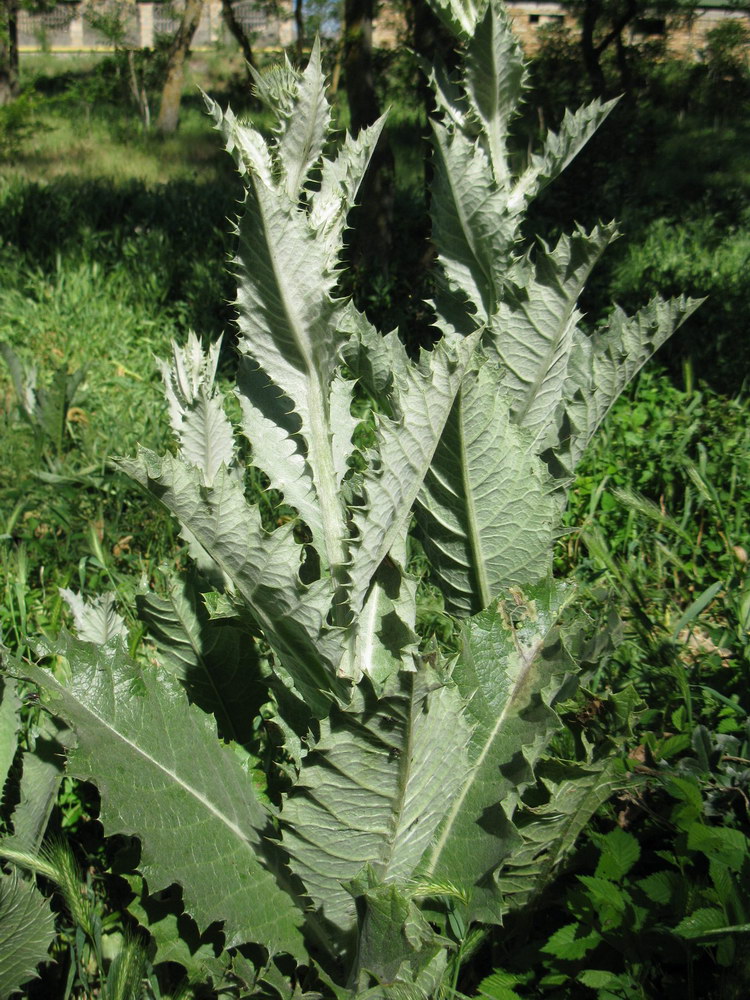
[0,175,241,339]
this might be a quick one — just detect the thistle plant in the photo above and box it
[0,0,697,995]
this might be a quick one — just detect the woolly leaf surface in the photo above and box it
[415,363,556,614]
[0,870,55,998]
[283,671,470,933]
[419,580,576,921]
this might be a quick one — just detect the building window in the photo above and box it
[634,17,667,35]
[529,14,540,23]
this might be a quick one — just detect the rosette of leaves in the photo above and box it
[4,1,698,995]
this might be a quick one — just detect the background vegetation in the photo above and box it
[1,11,749,998]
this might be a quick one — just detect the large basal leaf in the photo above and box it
[418,580,576,922]
[0,870,55,999]
[22,636,305,956]
[415,362,556,615]
[283,670,471,934]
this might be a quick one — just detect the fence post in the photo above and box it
[140,2,154,47]
[70,5,85,49]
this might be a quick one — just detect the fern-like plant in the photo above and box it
[1,0,698,995]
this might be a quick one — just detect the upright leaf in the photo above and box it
[553,295,700,477]
[348,333,479,615]
[483,225,616,446]
[415,363,556,614]
[121,451,346,712]
[463,1,526,187]
[419,581,576,922]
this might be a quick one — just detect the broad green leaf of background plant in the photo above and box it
[20,636,305,957]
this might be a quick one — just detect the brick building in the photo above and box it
[503,0,750,56]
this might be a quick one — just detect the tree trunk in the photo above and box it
[221,0,257,73]
[344,0,380,132]
[580,0,638,97]
[156,0,204,134]
[407,0,456,188]
[580,0,607,97]
[343,0,395,271]
[0,0,19,107]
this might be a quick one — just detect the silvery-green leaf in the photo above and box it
[59,590,127,646]
[0,869,55,998]
[22,635,305,956]
[415,363,556,614]
[555,295,700,477]
[136,572,264,745]
[348,334,479,616]
[483,224,616,446]
[341,546,419,686]
[463,1,526,187]
[329,372,358,487]
[509,100,618,214]
[232,149,349,575]
[277,38,331,200]
[121,451,346,714]
[236,358,323,543]
[310,116,387,266]
[158,333,235,487]
[419,580,576,922]
[204,96,274,185]
[430,123,516,316]
[427,0,486,38]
